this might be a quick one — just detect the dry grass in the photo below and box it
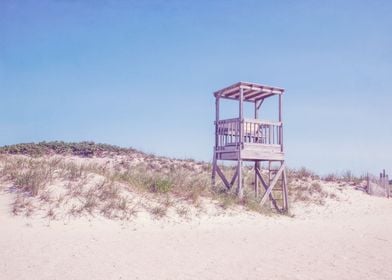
[176,205,190,218]
[0,142,346,221]
[149,205,168,219]
[288,180,332,205]
[1,158,54,196]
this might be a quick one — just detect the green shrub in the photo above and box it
[150,178,172,193]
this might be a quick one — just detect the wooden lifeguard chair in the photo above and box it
[212,82,288,212]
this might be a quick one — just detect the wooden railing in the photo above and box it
[216,118,282,149]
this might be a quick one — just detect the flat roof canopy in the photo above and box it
[214,81,284,102]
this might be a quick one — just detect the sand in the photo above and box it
[1,186,391,280]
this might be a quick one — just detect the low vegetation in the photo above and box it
[0,141,136,157]
[0,142,352,221]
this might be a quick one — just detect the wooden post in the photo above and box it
[254,100,259,197]
[212,96,220,186]
[254,161,259,197]
[279,94,283,152]
[282,165,289,212]
[237,87,244,199]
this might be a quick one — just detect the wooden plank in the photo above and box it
[254,161,259,197]
[211,150,217,187]
[219,152,238,161]
[237,87,244,199]
[214,81,284,102]
[255,167,280,211]
[212,97,219,187]
[260,163,285,206]
[216,117,240,124]
[243,90,278,101]
[213,82,242,97]
[243,118,282,126]
[237,159,243,198]
[239,81,284,92]
[256,98,264,110]
[243,143,281,150]
[229,169,238,190]
[282,168,289,211]
[216,165,231,190]
[215,97,219,148]
[241,148,284,161]
[235,90,282,101]
[279,94,283,151]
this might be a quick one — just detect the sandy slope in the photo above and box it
[1,187,391,280]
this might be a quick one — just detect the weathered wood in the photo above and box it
[212,97,220,186]
[279,94,283,151]
[256,98,264,110]
[213,82,284,102]
[254,161,259,197]
[229,169,238,190]
[212,81,287,209]
[237,87,244,199]
[216,165,231,190]
[216,119,282,149]
[255,167,280,211]
[282,168,289,211]
[212,150,217,187]
[243,118,282,126]
[241,149,284,161]
[260,163,285,206]
[237,159,243,198]
[254,83,260,199]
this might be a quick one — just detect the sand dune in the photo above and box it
[1,185,391,280]
[0,144,391,279]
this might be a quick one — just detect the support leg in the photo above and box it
[211,150,217,187]
[254,161,259,197]
[237,159,243,199]
[282,167,289,212]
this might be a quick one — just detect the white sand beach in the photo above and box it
[1,183,391,280]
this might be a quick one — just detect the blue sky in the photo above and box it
[0,0,391,175]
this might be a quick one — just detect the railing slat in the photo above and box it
[216,118,283,148]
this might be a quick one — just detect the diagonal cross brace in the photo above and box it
[259,163,285,207]
[216,165,238,190]
[255,167,281,212]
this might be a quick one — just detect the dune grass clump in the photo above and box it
[149,205,167,219]
[61,162,85,181]
[149,178,172,193]
[288,180,331,205]
[323,173,338,182]
[322,170,363,185]
[12,195,35,216]
[14,170,48,196]
[2,158,54,196]
[288,167,318,180]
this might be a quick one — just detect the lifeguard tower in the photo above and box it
[212,82,288,212]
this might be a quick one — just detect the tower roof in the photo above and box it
[214,81,284,102]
